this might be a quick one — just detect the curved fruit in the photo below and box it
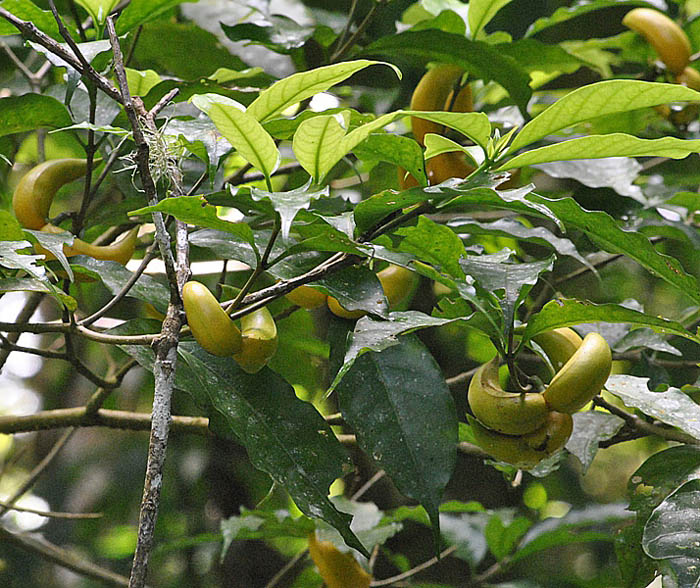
[233,305,278,373]
[37,224,138,265]
[377,264,417,308]
[426,151,474,185]
[13,159,89,230]
[327,296,367,320]
[410,64,464,146]
[444,83,473,115]
[468,358,549,435]
[532,327,583,372]
[286,284,327,309]
[677,66,700,90]
[469,413,572,469]
[623,8,691,75]
[543,332,612,413]
[182,281,242,356]
[308,533,371,588]
[521,411,573,453]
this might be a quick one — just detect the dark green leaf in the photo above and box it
[221,15,315,54]
[361,30,531,116]
[460,254,554,330]
[0,0,67,39]
[643,479,700,587]
[116,0,198,34]
[566,411,625,474]
[315,265,388,317]
[397,216,468,279]
[129,196,256,251]
[335,336,458,544]
[0,95,72,138]
[526,1,647,38]
[522,299,700,347]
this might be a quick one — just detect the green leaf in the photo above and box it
[125,68,162,97]
[73,0,120,25]
[122,339,367,556]
[446,217,593,271]
[0,0,66,39]
[508,80,700,153]
[407,111,492,151]
[525,1,646,38]
[447,188,700,306]
[0,95,72,138]
[512,504,632,565]
[330,310,469,392]
[292,111,349,183]
[129,196,256,252]
[251,182,328,241]
[247,60,400,123]
[522,299,700,347]
[191,95,280,178]
[460,255,554,330]
[28,39,111,69]
[0,240,46,281]
[315,266,388,317]
[335,336,458,545]
[643,479,700,587]
[397,216,468,279]
[115,0,198,34]
[606,375,700,440]
[26,229,75,281]
[501,133,700,170]
[220,15,315,54]
[485,515,532,560]
[469,0,513,40]
[566,411,625,474]
[496,38,589,77]
[424,134,483,167]
[352,133,427,187]
[70,257,170,314]
[440,512,489,567]
[361,30,531,115]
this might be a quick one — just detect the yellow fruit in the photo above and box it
[308,533,371,588]
[233,305,278,373]
[285,284,327,309]
[377,264,417,308]
[531,327,583,372]
[623,8,691,75]
[182,281,242,356]
[327,296,367,320]
[37,224,138,266]
[468,358,549,435]
[676,66,700,90]
[543,332,612,413]
[13,159,89,230]
[410,64,464,146]
[469,412,572,469]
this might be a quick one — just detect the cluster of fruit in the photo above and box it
[468,329,612,468]
[399,64,475,189]
[182,281,278,374]
[12,159,137,265]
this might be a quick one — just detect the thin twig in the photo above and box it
[0,408,210,436]
[0,428,76,517]
[0,498,102,519]
[0,525,132,587]
[594,396,700,445]
[370,545,458,587]
[264,549,308,588]
[352,470,386,501]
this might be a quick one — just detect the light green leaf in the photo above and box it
[508,80,700,153]
[469,0,513,40]
[115,0,197,34]
[607,375,700,440]
[424,133,484,166]
[406,111,492,150]
[192,94,280,178]
[292,112,349,183]
[247,59,401,123]
[500,133,700,170]
[73,0,120,25]
[0,95,72,138]
[125,68,162,97]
